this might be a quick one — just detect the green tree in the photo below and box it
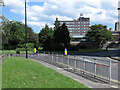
[2,21,26,49]
[38,24,53,47]
[86,24,114,48]
[53,23,70,47]
[2,20,37,50]
[54,18,60,31]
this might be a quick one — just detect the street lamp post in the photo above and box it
[118,1,120,43]
[25,0,28,58]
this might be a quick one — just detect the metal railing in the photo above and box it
[36,51,113,83]
[0,53,10,65]
[16,51,118,83]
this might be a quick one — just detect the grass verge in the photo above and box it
[0,65,2,90]
[1,50,33,54]
[2,57,90,88]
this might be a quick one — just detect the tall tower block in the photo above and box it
[118,1,120,31]
[115,22,119,31]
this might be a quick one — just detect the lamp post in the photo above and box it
[25,0,28,58]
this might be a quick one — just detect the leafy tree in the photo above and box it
[53,23,70,47]
[86,24,114,48]
[2,20,37,50]
[38,24,53,47]
[54,18,60,31]
[2,21,26,49]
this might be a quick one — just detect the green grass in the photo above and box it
[2,57,89,88]
[0,64,2,90]
[1,50,34,54]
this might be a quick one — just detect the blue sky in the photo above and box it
[1,0,119,33]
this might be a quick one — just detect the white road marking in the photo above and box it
[111,86,118,88]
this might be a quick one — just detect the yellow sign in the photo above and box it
[65,48,67,55]
[34,48,36,54]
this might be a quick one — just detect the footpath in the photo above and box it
[31,58,119,89]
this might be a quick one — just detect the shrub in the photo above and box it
[43,43,64,51]
[77,42,94,49]
[17,43,35,51]
[67,45,79,51]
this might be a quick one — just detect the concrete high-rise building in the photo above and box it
[57,16,90,41]
[115,22,119,31]
[118,1,120,31]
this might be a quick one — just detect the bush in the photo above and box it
[67,45,79,51]
[77,42,94,49]
[43,43,64,51]
[17,43,35,51]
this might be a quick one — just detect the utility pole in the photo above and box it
[0,0,4,51]
[25,0,28,58]
[0,0,4,17]
[118,1,120,43]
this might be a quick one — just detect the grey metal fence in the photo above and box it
[0,53,10,65]
[15,51,118,83]
[36,51,112,83]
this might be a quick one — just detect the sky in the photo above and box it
[1,0,119,33]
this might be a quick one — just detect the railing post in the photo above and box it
[67,55,69,66]
[9,54,10,58]
[83,57,85,74]
[56,53,58,63]
[44,52,45,60]
[61,55,63,64]
[74,55,76,69]
[94,59,96,77]
[52,52,53,62]
[48,52,50,61]
[109,61,112,83]
[38,51,39,59]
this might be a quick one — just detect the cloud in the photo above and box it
[4,0,119,33]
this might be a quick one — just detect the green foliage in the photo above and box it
[2,20,38,50]
[86,24,114,48]
[43,42,64,51]
[67,45,79,51]
[2,21,25,49]
[53,23,70,47]
[54,18,60,30]
[16,43,35,51]
[39,24,53,47]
